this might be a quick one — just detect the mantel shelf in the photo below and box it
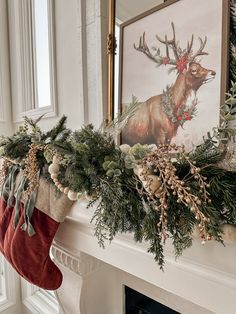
[54,198,236,314]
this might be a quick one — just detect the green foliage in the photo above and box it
[0,134,32,161]
[53,124,119,194]
[0,115,70,170]
[124,143,151,169]
[1,111,236,269]
[51,123,236,269]
[143,206,164,268]
[215,84,236,142]
[230,1,236,86]
[104,95,140,137]
[0,4,236,269]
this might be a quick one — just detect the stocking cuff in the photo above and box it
[12,171,75,223]
[35,177,75,222]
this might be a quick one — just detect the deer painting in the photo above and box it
[121,23,216,146]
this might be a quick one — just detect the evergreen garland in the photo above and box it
[230,0,236,86]
[1,112,236,268]
[0,3,236,269]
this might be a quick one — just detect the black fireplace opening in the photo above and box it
[125,286,180,314]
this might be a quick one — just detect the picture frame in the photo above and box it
[118,0,230,150]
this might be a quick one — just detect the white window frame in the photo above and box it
[0,257,18,312]
[21,279,59,314]
[0,0,12,135]
[0,56,4,123]
[8,0,57,122]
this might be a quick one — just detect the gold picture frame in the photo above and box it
[110,0,230,146]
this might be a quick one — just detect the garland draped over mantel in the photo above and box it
[1,111,236,269]
[0,2,236,269]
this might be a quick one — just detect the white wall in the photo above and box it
[116,0,163,22]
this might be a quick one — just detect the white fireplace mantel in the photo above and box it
[53,199,236,314]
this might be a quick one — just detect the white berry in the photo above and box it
[48,163,60,174]
[51,173,58,180]
[67,190,78,201]
[119,144,131,154]
[64,187,69,195]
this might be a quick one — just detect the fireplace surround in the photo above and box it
[52,199,236,314]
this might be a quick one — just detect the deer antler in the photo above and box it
[155,22,180,62]
[187,35,194,55]
[189,36,208,62]
[134,30,177,66]
[134,32,161,65]
[134,23,208,72]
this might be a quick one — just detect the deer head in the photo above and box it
[134,22,210,74]
[185,62,216,91]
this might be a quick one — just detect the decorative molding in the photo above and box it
[19,0,35,113]
[51,243,102,276]
[0,15,4,122]
[0,0,12,128]
[107,33,116,55]
[77,0,89,124]
[0,258,17,312]
[8,0,24,119]
[21,280,59,314]
[94,0,109,126]
[47,0,58,119]
[51,243,103,314]
[54,200,236,314]
[0,64,4,122]
[16,105,57,123]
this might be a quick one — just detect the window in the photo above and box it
[0,256,18,312]
[9,0,57,121]
[32,0,52,109]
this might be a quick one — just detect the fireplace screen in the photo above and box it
[125,286,180,314]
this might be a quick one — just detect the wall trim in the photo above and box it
[0,25,5,122]
[51,244,102,276]
[0,0,12,129]
[0,259,17,312]
[21,280,59,314]
[77,0,89,124]
[94,0,108,123]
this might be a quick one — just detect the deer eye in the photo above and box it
[191,69,197,75]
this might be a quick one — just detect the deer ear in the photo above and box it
[188,61,194,67]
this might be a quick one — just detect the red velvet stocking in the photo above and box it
[10,202,62,290]
[0,165,73,291]
[0,198,10,254]
[0,166,18,257]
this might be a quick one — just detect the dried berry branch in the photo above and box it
[137,144,212,244]
[23,144,43,200]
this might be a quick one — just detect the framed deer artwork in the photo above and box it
[119,0,229,150]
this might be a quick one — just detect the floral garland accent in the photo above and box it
[133,144,212,244]
[161,86,197,125]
